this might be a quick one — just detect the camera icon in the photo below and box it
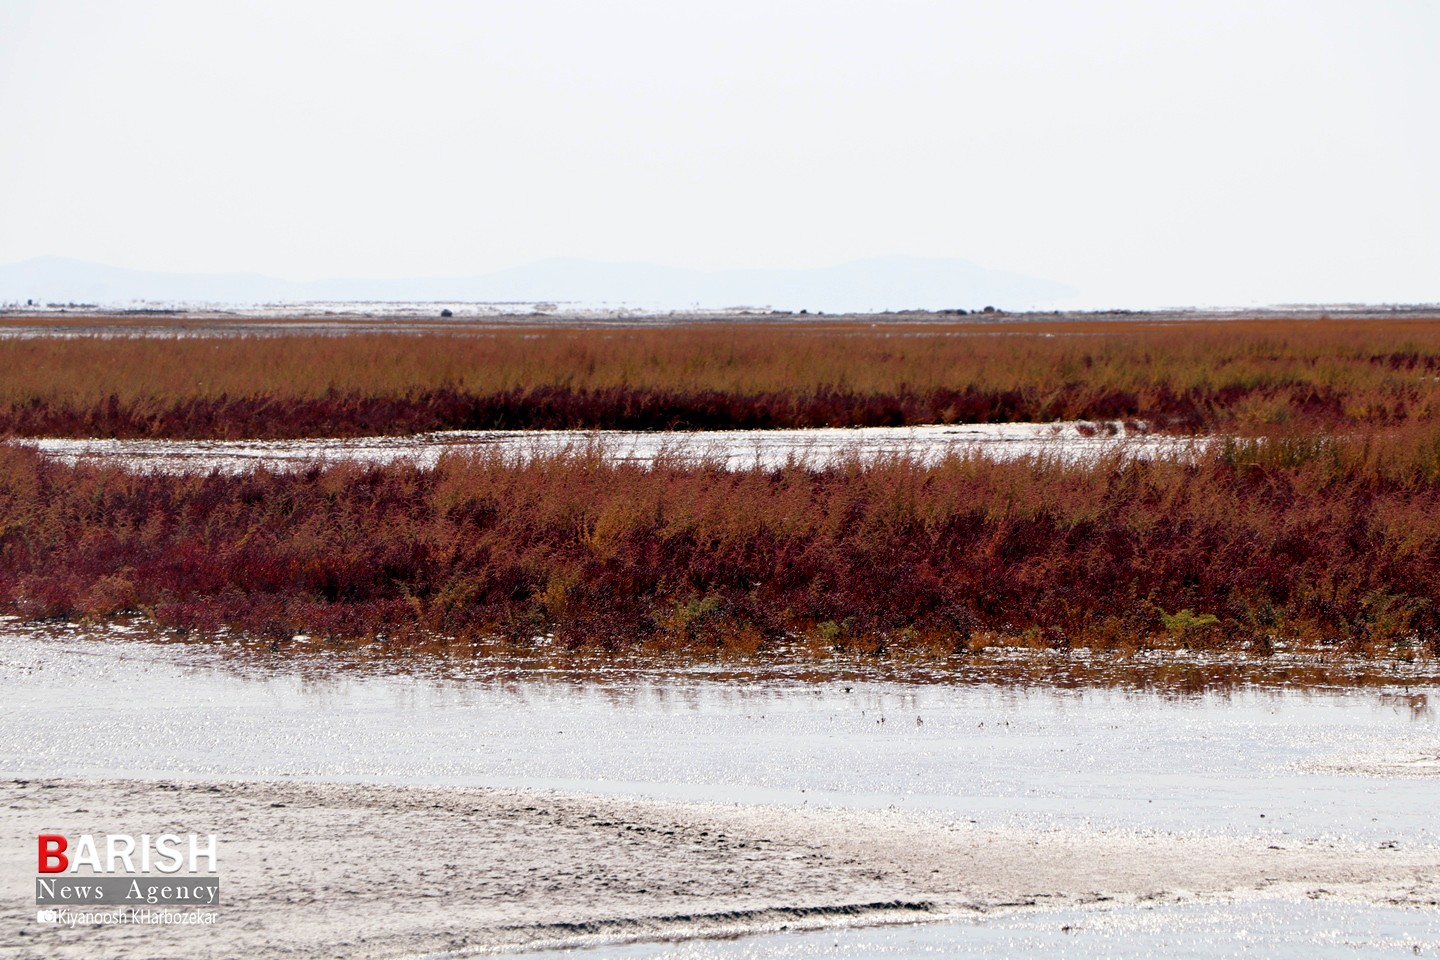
[36,909,59,923]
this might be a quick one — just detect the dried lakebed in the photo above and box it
[1,623,1437,958]
[17,422,1200,472]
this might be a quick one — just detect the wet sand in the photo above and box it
[3,777,1436,960]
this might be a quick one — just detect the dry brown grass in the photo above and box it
[5,433,1440,661]
[2,316,1440,436]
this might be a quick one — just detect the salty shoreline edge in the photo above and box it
[3,777,1437,959]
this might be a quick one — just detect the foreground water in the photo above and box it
[18,422,1200,472]
[2,622,1436,958]
[1,622,1434,846]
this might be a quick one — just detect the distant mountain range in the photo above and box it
[0,255,1076,313]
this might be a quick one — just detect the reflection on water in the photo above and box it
[1378,691,1432,720]
[1,620,1437,847]
[143,621,1440,696]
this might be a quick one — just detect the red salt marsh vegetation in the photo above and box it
[5,425,1440,662]
[6,313,1440,666]
[5,315,1440,437]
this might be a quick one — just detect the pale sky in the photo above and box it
[1,0,1436,307]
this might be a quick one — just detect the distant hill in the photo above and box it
[0,255,1076,313]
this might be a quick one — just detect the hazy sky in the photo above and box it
[1,0,1436,307]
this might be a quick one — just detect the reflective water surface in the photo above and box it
[17,422,1201,473]
[1,622,1435,848]
[4,621,1437,958]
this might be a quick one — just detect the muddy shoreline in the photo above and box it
[3,777,1436,960]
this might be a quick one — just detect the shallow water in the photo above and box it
[1,623,1434,848]
[18,422,1200,472]
[516,898,1440,959]
[0,302,782,339]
